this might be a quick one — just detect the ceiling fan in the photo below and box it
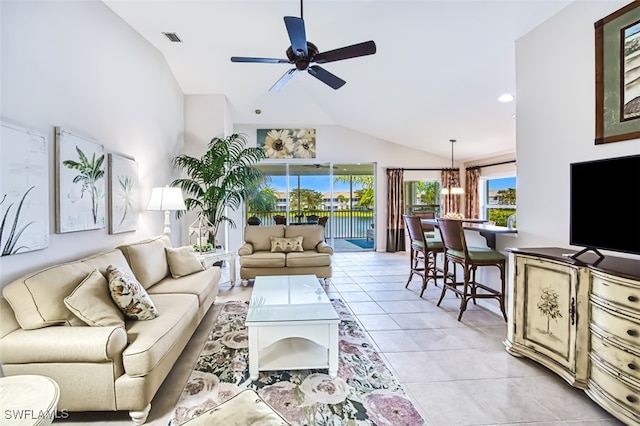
[230,0,376,92]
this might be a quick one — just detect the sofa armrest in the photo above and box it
[316,242,334,255]
[0,325,127,364]
[237,243,254,256]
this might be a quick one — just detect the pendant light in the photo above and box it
[441,139,464,195]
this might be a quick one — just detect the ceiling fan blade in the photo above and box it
[308,65,346,90]
[314,40,377,64]
[284,16,307,57]
[269,68,299,92]
[231,57,291,64]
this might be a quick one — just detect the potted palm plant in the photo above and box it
[171,133,265,251]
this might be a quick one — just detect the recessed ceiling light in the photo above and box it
[255,109,262,115]
[498,94,514,103]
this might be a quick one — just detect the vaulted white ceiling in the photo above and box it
[102,0,571,161]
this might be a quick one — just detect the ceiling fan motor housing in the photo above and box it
[287,42,319,70]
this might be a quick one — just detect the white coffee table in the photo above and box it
[246,275,340,380]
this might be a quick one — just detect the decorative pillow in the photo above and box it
[107,265,159,320]
[165,246,205,278]
[178,388,292,426]
[64,269,125,327]
[270,236,304,253]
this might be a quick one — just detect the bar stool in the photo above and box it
[403,215,444,297]
[436,218,507,321]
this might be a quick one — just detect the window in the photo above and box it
[405,181,441,215]
[481,176,516,226]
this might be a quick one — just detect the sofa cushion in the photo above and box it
[165,246,204,278]
[284,225,324,251]
[2,249,129,330]
[147,267,221,307]
[286,252,332,268]
[122,294,198,377]
[64,269,125,327]
[118,236,171,289]
[107,266,159,320]
[270,236,304,253]
[239,252,286,268]
[244,225,285,252]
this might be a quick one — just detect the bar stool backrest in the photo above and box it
[413,211,436,232]
[437,218,468,254]
[404,215,426,245]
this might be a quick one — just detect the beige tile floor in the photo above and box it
[55,251,622,425]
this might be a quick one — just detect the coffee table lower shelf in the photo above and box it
[247,322,338,380]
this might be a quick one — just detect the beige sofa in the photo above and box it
[0,236,220,424]
[238,224,333,285]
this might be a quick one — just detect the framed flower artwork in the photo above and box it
[257,129,316,158]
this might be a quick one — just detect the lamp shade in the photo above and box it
[147,187,186,211]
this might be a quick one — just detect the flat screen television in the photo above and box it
[570,154,640,259]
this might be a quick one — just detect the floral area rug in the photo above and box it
[169,299,425,426]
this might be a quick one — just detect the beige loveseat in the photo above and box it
[238,224,333,285]
[0,236,220,424]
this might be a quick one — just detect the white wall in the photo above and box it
[0,1,184,285]
[515,0,640,260]
[234,124,453,250]
[180,95,232,248]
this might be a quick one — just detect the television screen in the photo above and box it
[570,154,640,256]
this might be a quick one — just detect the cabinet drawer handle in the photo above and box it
[627,395,638,404]
[629,295,638,302]
[627,329,639,337]
[629,363,638,370]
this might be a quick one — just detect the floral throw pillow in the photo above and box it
[270,236,304,253]
[107,265,159,320]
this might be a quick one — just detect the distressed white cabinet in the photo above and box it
[506,252,589,387]
[506,248,640,426]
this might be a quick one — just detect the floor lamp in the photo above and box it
[147,186,186,235]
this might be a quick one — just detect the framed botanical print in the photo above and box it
[0,122,49,255]
[55,127,105,233]
[108,153,138,234]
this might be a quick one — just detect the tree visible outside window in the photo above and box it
[289,188,324,211]
[335,176,373,209]
[484,176,516,226]
[404,181,441,214]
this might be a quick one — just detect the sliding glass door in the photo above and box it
[246,163,375,251]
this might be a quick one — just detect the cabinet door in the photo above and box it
[515,257,578,374]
